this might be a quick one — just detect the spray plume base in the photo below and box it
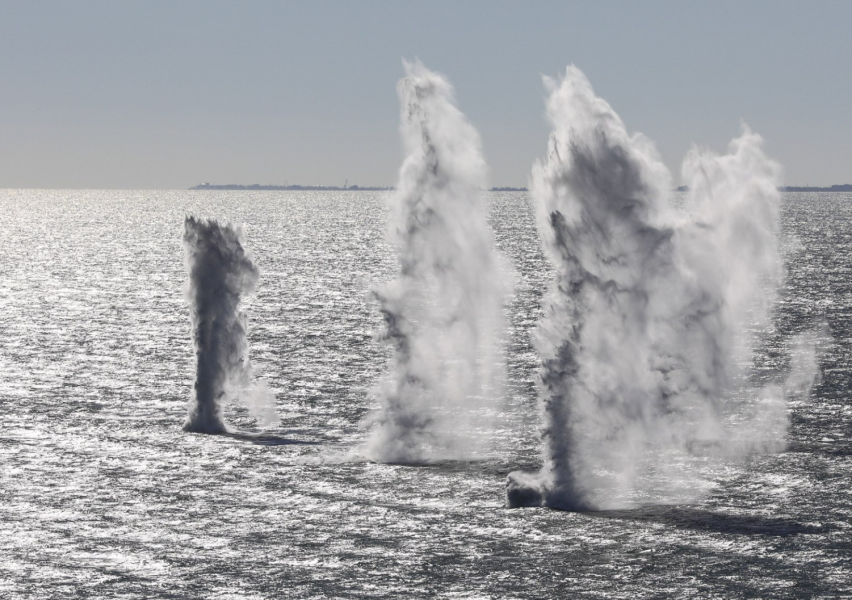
[181,424,316,447]
[182,420,232,435]
[505,471,594,511]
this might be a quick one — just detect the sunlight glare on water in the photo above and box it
[0,189,849,598]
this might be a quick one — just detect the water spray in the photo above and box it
[183,216,279,434]
[362,60,510,463]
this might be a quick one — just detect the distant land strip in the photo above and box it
[779,184,852,192]
[189,183,530,192]
[190,183,393,191]
[676,184,852,192]
[191,183,850,193]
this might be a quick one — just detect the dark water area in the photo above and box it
[0,190,849,598]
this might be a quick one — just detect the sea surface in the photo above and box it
[0,190,850,599]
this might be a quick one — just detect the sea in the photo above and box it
[0,189,849,599]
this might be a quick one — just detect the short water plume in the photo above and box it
[362,60,509,463]
[183,216,279,434]
[507,66,820,510]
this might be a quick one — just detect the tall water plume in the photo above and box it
[183,216,279,434]
[361,60,509,463]
[507,66,819,510]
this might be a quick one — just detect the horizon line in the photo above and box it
[0,183,850,192]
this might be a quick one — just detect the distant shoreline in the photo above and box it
[779,184,852,192]
[189,183,394,191]
[677,184,852,193]
[191,183,849,193]
[189,183,530,192]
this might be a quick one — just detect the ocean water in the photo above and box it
[0,189,850,599]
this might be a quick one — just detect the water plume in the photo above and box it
[183,216,279,434]
[507,65,820,510]
[361,60,509,463]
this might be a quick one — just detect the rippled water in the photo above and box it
[0,190,850,599]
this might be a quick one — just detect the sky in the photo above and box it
[0,0,849,189]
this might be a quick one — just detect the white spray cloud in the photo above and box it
[784,329,828,403]
[507,66,823,510]
[183,217,279,434]
[361,60,510,463]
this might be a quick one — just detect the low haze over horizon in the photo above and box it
[0,1,850,189]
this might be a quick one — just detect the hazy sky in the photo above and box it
[0,1,849,189]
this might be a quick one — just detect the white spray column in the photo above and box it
[183,216,279,434]
[362,60,509,463]
[507,66,812,510]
